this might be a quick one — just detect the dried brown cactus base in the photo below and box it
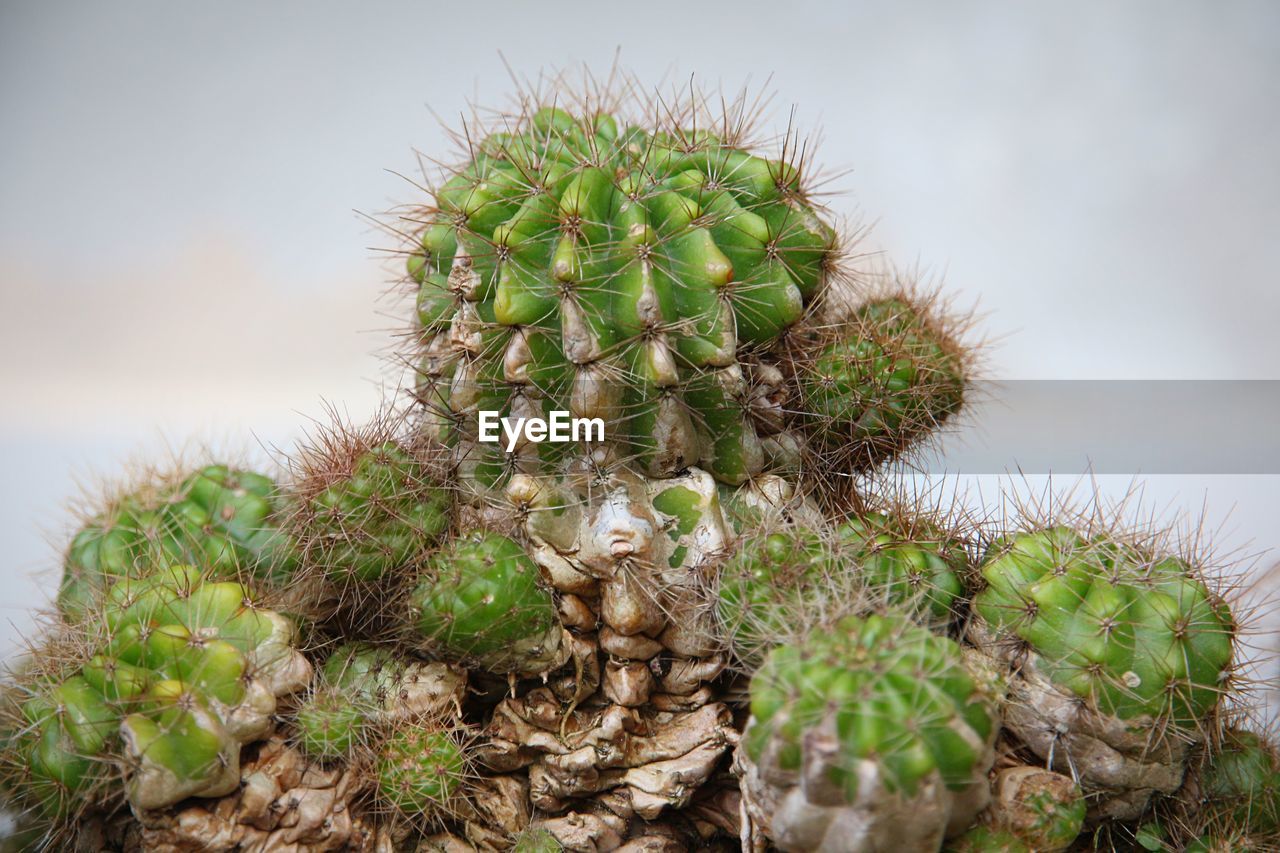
[423,777,740,853]
[128,735,379,853]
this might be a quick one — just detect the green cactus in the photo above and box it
[294,440,451,582]
[793,295,966,467]
[411,531,565,675]
[409,104,844,493]
[295,642,465,760]
[510,827,563,852]
[739,612,997,850]
[716,527,838,664]
[375,724,466,815]
[970,526,1237,820]
[3,564,310,818]
[988,766,1086,851]
[59,464,296,617]
[1198,729,1280,835]
[834,510,964,623]
[717,511,964,667]
[973,527,1234,728]
[295,690,366,759]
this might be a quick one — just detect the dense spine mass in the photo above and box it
[0,80,1269,853]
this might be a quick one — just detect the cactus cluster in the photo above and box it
[0,76,1271,853]
[1,565,310,823]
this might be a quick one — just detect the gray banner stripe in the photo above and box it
[923,380,1280,474]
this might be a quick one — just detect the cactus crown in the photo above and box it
[408,92,847,492]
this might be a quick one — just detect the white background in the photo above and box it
[1,2,1276,700]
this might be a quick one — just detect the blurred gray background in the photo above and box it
[1,2,1277,696]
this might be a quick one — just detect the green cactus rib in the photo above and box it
[59,465,296,617]
[11,565,308,813]
[375,724,465,814]
[973,528,1234,727]
[299,442,451,581]
[412,531,563,674]
[798,297,965,464]
[410,106,836,488]
[745,613,996,801]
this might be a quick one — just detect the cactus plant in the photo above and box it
[789,293,968,471]
[0,76,1267,853]
[985,766,1086,852]
[969,525,1235,820]
[0,562,310,838]
[375,723,467,816]
[295,642,465,760]
[411,531,567,675]
[736,612,998,851]
[407,97,968,502]
[944,825,1032,852]
[289,432,451,584]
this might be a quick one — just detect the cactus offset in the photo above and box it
[969,525,1236,819]
[290,433,451,584]
[0,563,310,841]
[411,531,567,675]
[737,613,998,851]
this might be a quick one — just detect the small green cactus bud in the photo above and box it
[412,531,566,675]
[834,510,965,624]
[988,766,1086,852]
[792,294,967,470]
[295,643,466,760]
[375,724,466,815]
[945,825,1033,853]
[1198,729,1280,835]
[716,527,838,665]
[294,440,451,582]
[295,691,365,759]
[510,827,563,852]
